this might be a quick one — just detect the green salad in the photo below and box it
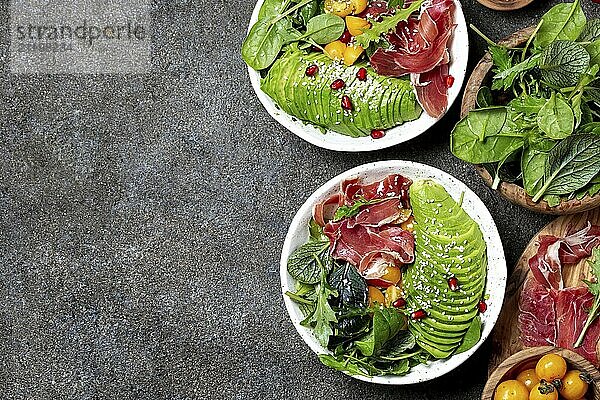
[451,0,600,206]
[285,174,488,377]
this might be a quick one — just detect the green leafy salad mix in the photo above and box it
[451,0,600,207]
[286,175,489,377]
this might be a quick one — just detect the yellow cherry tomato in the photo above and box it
[529,382,558,400]
[324,40,347,60]
[400,215,415,232]
[350,0,368,14]
[384,285,402,306]
[381,265,401,285]
[343,44,364,66]
[368,286,385,307]
[535,354,567,381]
[345,16,371,36]
[324,0,353,17]
[494,380,529,400]
[516,369,540,392]
[559,370,589,400]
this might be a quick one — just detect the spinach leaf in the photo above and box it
[532,134,600,201]
[578,122,600,134]
[466,107,507,141]
[585,41,600,69]
[329,263,369,336]
[534,0,586,48]
[492,54,540,91]
[355,308,406,357]
[476,86,493,108]
[302,257,338,347]
[303,14,345,44]
[258,0,290,19]
[355,0,423,48]
[539,40,590,87]
[287,240,330,284]
[578,18,600,42]
[455,316,483,354]
[451,108,526,164]
[242,17,291,70]
[537,92,575,139]
[299,0,319,25]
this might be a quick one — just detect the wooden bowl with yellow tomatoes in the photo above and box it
[483,347,600,400]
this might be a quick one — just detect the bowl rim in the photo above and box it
[481,346,600,400]
[246,0,469,152]
[279,160,508,384]
[460,26,600,215]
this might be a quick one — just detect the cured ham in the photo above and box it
[323,220,415,271]
[315,174,415,280]
[368,0,456,118]
[518,224,600,366]
[529,223,600,290]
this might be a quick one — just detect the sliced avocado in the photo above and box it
[406,179,487,359]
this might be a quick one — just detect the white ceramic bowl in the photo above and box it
[247,1,469,152]
[280,161,507,384]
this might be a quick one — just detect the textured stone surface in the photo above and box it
[1,1,599,399]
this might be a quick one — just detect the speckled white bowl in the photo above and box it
[280,161,507,384]
[246,1,469,152]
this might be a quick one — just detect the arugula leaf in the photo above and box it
[532,134,600,201]
[489,45,512,73]
[539,40,590,87]
[355,0,424,48]
[388,0,404,7]
[286,282,317,317]
[492,54,540,91]
[537,92,575,139]
[287,240,330,284]
[333,197,385,221]
[302,256,338,347]
[534,0,586,48]
[575,248,600,347]
[355,308,406,357]
[318,354,371,377]
[455,316,483,354]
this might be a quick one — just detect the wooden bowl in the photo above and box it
[476,0,533,11]
[482,347,600,400]
[461,26,600,215]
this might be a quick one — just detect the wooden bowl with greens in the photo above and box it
[455,0,600,215]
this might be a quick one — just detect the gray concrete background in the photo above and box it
[1,1,599,399]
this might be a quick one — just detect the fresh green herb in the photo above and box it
[287,240,330,284]
[538,40,590,87]
[302,255,338,347]
[329,262,369,336]
[355,0,424,48]
[387,0,404,7]
[333,197,387,221]
[575,248,600,347]
[476,87,493,108]
[532,134,600,201]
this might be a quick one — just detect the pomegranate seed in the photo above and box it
[593,0,600,4]
[311,45,321,52]
[392,298,406,308]
[341,95,353,111]
[448,276,459,291]
[330,79,346,90]
[370,129,385,139]
[446,75,455,88]
[339,30,352,44]
[478,300,488,313]
[305,65,318,77]
[410,309,427,320]
[356,67,367,81]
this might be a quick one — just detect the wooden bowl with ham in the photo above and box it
[482,347,600,400]
[461,26,600,215]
